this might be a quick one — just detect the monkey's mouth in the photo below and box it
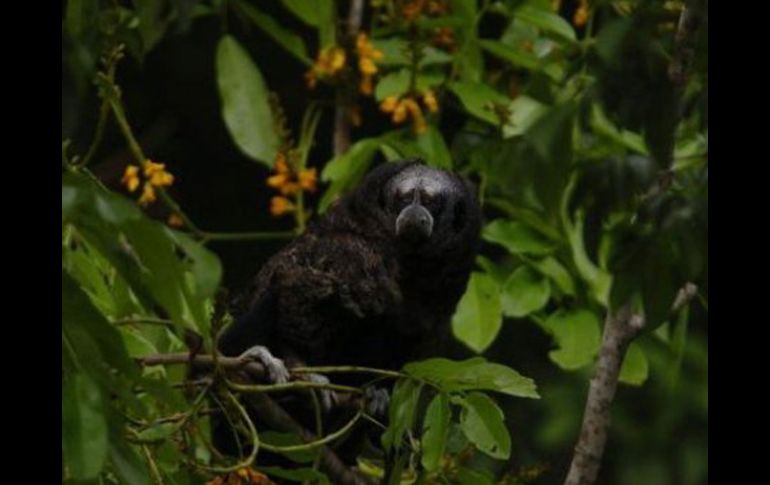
[395,204,433,242]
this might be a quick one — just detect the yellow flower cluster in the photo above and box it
[121,160,175,207]
[356,32,384,95]
[380,90,439,134]
[304,46,346,89]
[266,152,317,217]
[206,467,275,485]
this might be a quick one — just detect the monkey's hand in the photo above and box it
[238,345,291,384]
[300,373,339,412]
[364,386,390,418]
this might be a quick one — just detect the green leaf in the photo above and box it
[235,1,311,65]
[449,81,511,126]
[134,0,170,54]
[375,69,444,101]
[619,342,649,386]
[65,0,98,37]
[319,138,381,212]
[502,95,549,138]
[540,308,601,370]
[261,466,331,484]
[62,373,109,480]
[382,379,423,451]
[479,40,563,82]
[167,228,222,300]
[456,466,496,485]
[135,422,179,442]
[514,5,576,43]
[373,38,453,67]
[421,393,451,471]
[415,124,452,169]
[564,208,612,306]
[216,35,279,166]
[528,256,576,296]
[590,103,648,154]
[109,437,151,485]
[459,392,511,460]
[501,266,551,318]
[483,219,556,256]
[281,0,334,46]
[451,272,502,353]
[404,357,539,399]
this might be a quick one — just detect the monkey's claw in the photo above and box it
[239,345,290,384]
[303,373,338,412]
[364,386,390,417]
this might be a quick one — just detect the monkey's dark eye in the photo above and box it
[394,190,413,210]
[422,192,444,214]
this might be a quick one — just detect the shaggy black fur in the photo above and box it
[214,160,481,462]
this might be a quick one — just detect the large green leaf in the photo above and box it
[216,35,279,166]
[449,81,511,126]
[483,219,556,256]
[540,308,602,370]
[458,392,511,460]
[513,5,576,43]
[374,69,444,101]
[503,95,549,138]
[281,0,334,46]
[479,39,563,82]
[319,137,381,212]
[451,272,502,353]
[404,357,539,399]
[415,124,452,169]
[421,393,451,471]
[528,256,576,296]
[382,379,424,451]
[62,372,109,480]
[501,266,551,318]
[235,1,311,66]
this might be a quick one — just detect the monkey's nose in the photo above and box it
[396,203,433,241]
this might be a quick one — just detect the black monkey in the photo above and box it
[216,160,481,460]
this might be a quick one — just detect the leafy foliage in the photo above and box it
[62,0,707,483]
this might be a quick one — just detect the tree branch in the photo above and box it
[564,283,698,485]
[333,0,365,157]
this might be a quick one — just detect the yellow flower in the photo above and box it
[422,90,439,113]
[403,99,427,134]
[266,173,289,189]
[144,160,174,187]
[380,96,400,113]
[279,182,301,196]
[328,47,346,72]
[274,153,290,174]
[298,168,318,192]
[392,100,408,124]
[356,33,383,60]
[305,46,346,90]
[121,165,140,192]
[270,196,295,216]
[573,1,589,27]
[359,57,378,76]
[138,183,156,206]
[167,213,184,228]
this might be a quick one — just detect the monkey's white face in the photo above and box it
[384,164,465,244]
